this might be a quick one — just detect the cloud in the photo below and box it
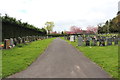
[0,0,119,31]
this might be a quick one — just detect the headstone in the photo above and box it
[70,35,74,42]
[67,36,70,40]
[74,35,76,42]
[99,39,105,46]
[17,37,22,44]
[13,38,17,45]
[4,39,10,49]
[86,40,90,46]
[86,36,91,41]
[86,37,91,46]
[107,38,112,45]
[10,38,14,47]
[78,36,83,46]
[92,38,97,46]
[22,37,25,43]
[114,37,118,45]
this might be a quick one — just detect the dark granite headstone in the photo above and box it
[99,39,105,46]
[86,40,90,46]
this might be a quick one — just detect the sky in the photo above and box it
[0,0,119,32]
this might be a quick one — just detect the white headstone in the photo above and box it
[10,38,14,46]
[70,35,74,42]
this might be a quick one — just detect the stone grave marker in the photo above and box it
[4,39,10,49]
[114,37,118,45]
[107,38,112,45]
[99,39,105,46]
[18,37,22,44]
[86,40,90,46]
[78,36,83,46]
[22,37,25,43]
[87,36,91,41]
[67,36,70,40]
[94,39,97,46]
[10,38,14,47]
[86,37,91,46]
[92,38,97,46]
[70,35,74,42]
[13,38,17,45]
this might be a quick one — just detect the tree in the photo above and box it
[86,26,98,34]
[70,26,82,34]
[44,21,54,34]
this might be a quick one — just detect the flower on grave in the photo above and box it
[0,44,4,47]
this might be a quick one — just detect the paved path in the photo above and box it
[9,38,110,78]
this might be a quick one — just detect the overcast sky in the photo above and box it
[0,0,119,32]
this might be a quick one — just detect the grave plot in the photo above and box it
[0,35,48,50]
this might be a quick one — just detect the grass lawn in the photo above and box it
[2,38,55,78]
[61,37,118,78]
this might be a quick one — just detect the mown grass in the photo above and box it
[61,37,118,78]
[2,38,55,78]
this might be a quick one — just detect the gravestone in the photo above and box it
[114,37,118,45]
[92,38,97,46]
[18,37,22,44]
[78,36,83,46]
[94,39,97,46]
[13,38,17,45]
[4,39,10,49]
[33,36,36,41]
[10,38,14,47]
[70,35,74,42]
[99,39,105,46]
[86,37,91,46]
[67,36,70,40]
[107,38,112,45]
[86,40,90,46]
[26,36,29,42]
[22,37,25,43]
[86,36,91,41]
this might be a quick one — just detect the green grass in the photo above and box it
[2,38,55,78]
[61,37,118,78]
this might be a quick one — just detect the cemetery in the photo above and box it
[0,1,119,79]
[1,15,119,78]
